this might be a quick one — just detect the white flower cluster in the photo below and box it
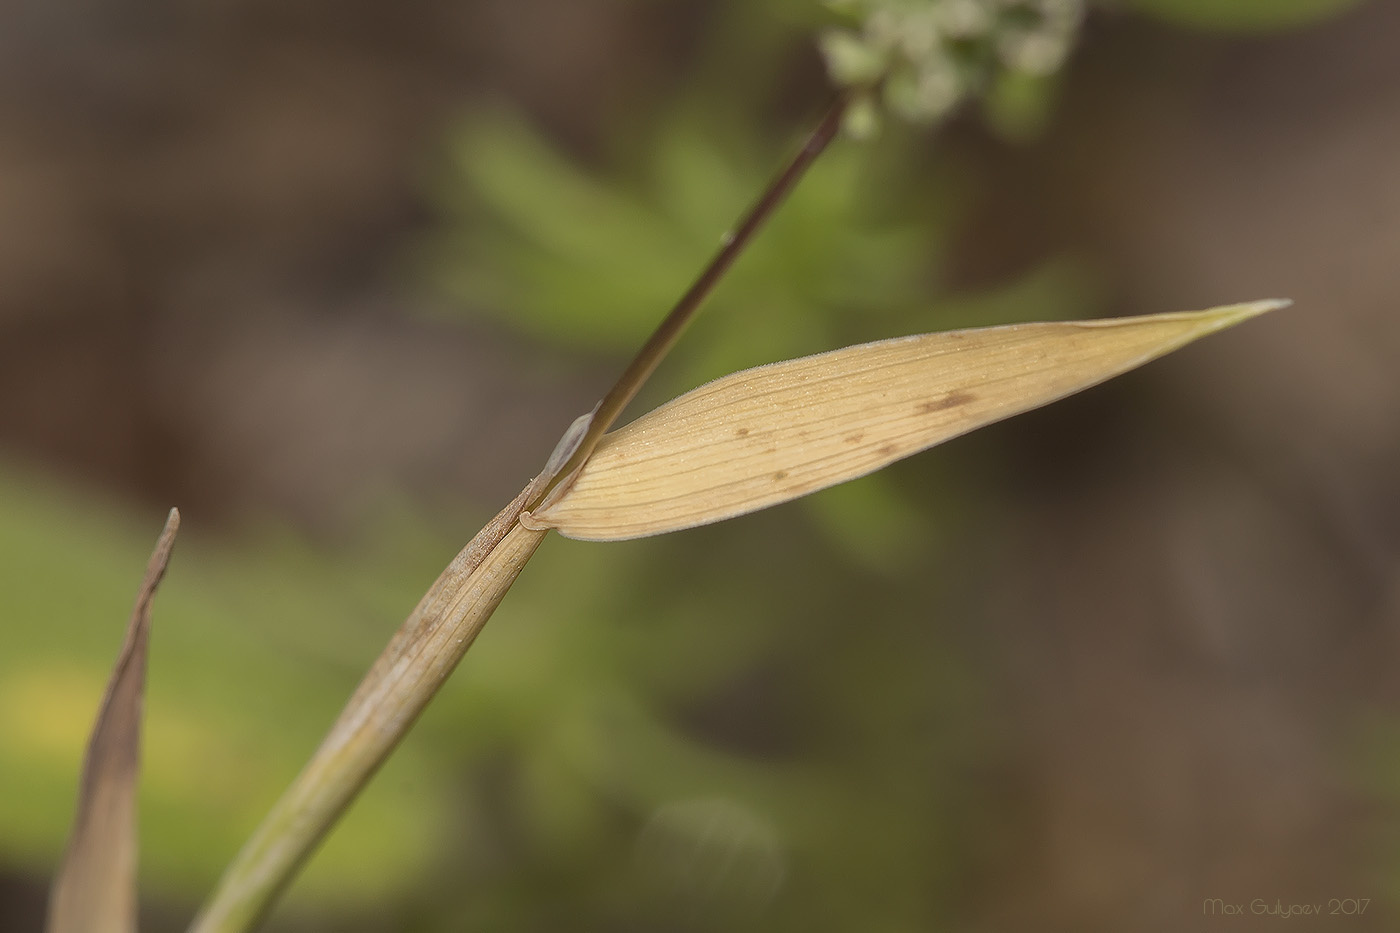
[821,0,1084,133]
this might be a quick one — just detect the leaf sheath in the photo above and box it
[189,503,546,933]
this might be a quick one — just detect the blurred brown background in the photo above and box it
[1,1,1397,931]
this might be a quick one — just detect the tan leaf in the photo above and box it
[47,509,180,933]
[522,302,1283,541]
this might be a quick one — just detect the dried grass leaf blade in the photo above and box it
[47,508,181,933]
[526,302,1282,540]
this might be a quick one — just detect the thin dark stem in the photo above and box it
[528,91,852,509]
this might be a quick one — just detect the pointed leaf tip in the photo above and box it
[47,508,180,933]
[529,304,1275,541]
[1201,298,1291,327]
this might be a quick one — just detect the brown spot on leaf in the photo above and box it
[918,390,976,414]
[773,470,788,481]
[763,447,778,454]
[735,427,749,437]
[844,432,865,444]
[878,443,898,457]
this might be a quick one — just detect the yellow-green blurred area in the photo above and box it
[0,0,1395,930]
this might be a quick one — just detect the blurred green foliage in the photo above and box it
[0,457,993,929]
[0,465,450,912]
[427,107,952,392]
[1118,0,1368,31]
